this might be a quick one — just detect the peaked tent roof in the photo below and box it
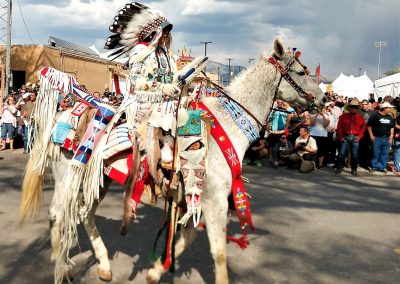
[331,73,373,100]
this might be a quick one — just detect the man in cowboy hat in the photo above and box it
[336,98,366,175]
[367,101,395,173]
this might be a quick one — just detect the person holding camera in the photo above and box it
[1,95,23,151]
[272,135,293,168]
[289,126,318,172]
[309,104,331,169]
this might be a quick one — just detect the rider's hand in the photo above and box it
[162,84,180,96]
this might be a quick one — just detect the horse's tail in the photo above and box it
[20,155,45,222]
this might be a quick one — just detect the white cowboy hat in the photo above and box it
[379,102,394,109]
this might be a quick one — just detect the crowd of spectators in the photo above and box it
[0,83,38,152]
[0,85,120,153]
[244,94,400,176]
[2,84,400,176]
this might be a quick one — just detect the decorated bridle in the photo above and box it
[200,53,317,133]
[267,54,315,102]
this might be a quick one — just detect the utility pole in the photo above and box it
[217,66,220,85]
[1,0,12,99]
[226,58,232,85]
[374,41,387,79]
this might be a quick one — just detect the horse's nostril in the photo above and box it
[322,97,327,103]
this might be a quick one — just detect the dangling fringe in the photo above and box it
[55,162,85,284]
[162,199,177,272]
[150,198,178,273]
[48,142,61,162]
[177,198,201,228]
[29,69,76,176]
[150,215,168,262]
[82,136,106,208]
[226,233,249,249]
[29,88,59,175]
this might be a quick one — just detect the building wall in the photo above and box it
[1,44,129,94]
[9,45,44,84]
[43,47,113,93]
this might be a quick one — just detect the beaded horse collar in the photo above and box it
[218,96,260,143]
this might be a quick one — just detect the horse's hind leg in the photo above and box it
[147,226,198,283]
[83,178,113,282]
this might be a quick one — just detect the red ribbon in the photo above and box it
[191,102,254,232]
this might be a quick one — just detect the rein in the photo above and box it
[201,72,268,132]
[201,55,315,134]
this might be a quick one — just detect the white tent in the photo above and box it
[331,73,373,101]
[319,82,328,93]
[374,72,400,99]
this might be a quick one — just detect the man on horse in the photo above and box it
[105,2,208,226]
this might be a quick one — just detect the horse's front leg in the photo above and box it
[83,177,113,281]
[202,188,229,284]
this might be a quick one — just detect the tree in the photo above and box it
[384,67,400,76]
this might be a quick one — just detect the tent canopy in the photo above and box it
[331,72,373,101]
[374,72,400,98]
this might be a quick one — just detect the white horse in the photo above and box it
[20,109,119,281]
[20,39,325,284]
[146,39,325,284]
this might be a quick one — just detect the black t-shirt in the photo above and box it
[367,112,395,137]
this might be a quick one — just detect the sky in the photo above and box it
[9,0,400,81]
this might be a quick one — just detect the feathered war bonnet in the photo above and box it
[104,2,173,59]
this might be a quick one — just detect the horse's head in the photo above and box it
[266,39,326,113]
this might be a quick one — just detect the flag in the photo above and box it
[315,64,321,83]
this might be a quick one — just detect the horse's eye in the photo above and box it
[298,71,306,76]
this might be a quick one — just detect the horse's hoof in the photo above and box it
[120,225,128,236]
[98,267,113,282]
[146,274,158,284]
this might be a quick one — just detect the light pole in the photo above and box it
[374,41,387,79]
[200,41,212,73]
[200,41,212,57]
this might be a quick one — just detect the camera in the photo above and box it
[297,142,307,151]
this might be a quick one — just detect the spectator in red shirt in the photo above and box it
[335,99,366,175]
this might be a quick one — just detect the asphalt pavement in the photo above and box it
[1,149,400,284]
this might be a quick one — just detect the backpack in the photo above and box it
[299,158,315,173]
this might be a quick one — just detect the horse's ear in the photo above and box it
[273,38,285,59]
